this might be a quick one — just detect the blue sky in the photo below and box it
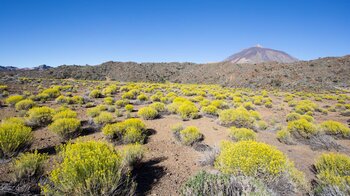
[0,0,349,67]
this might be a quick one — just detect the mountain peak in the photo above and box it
[225,46,298,64]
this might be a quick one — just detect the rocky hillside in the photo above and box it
[224,45,298,64]
[1,56,350,91]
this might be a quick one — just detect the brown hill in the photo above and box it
[1,56,350,91]
[225,45,298,64]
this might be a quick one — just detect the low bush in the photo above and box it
[0,122,33,158]
[287,119,318,139]
[180,171,272,196]
[295,100,318,115]
[138,107,158,120]
[201,105,218,116]
[137,94,148,101]
[229,127,256,141]
[5,95,24,106]
[125,104,134,112]
[42,88,60,99]
[277,129,294,145]
[86,105,107,117]
[104,97,114,105]
[314,153,350,195]
[52,109,77,121]
[115,99,129,108]
[41,140,136,195]
[89,90,102,98]
[149,102,166,113]
[178,101,199,120]
[26,106,54,127]
[320,120,350,138]
[93,111,114,126]
[13,150,47,180]
[102,118,146,144]
[179,126,203,145]
[49,118,81,140]
[15,99,36,111]
[215,141,307,191]
[218,107,256,129]
[120,143,145,167]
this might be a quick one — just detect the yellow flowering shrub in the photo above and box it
[149,102,166,112]
[41,140,135,195]
[125,104,134,112]
[314,153,350,193]
[13,150,47,180]
[15,99,36,111]
[138,106,158,120]
[89,89,102,98]
[102,118,146,144]
[120,143,145,167]
[137,94,148,101]
[178,101,199,120]
[49,118,81,140]
[287,119,318,138]
[104,97,114,105]
[26,106,54,126]
[218,107,256,129]
[0,122,33,158]
[52,109,77,121]
[179,126,203,145]
[201,105,218,116]
[295,100,318,115]
[86,105,107,117]
[93,111,114,126]
[5,95,24,106]
[42,88,60,98]
[320,120,350,137]
[229,127,256,141]
[215,141,306,188]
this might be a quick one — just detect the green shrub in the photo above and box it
[276,129,294,145]
[15,99,36,111]
[137,94,148,101]
[49,118,81,140]
[52,109,77,121]
[5,95,24,106]
[115,99,129,108]
[149,102,166,112]
[201,105,218,116]
[42,88,60,98]
[229,127,256,141]
[180,171,271,196]
[320,120,350,138]
[13,150,47,180]
[295,100,318,115]
[314,153,350,194]
[178,101,199,120]
[0,122,33,158]
[125,104,134,112]
[287,119,318,138]
[120,143,145,167]
[218,107,256,129]
[104,97,114,105]
[138,107,158,120]
[102,118,146,144]
[86,105,107,117]
[179,126,203,145]
[26,106,54,126]
[286,112,301,122]
[89,90,102,98]
[71,95,84,104]
[55,95,73,104]
[1,117,25,125]
[215,141,306,189]
[41,140,135,195]
[93,111,114,126]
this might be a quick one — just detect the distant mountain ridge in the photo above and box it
[1,55,350,91]
[225,45,298,64]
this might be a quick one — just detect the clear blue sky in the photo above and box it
[0,0,349,67]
